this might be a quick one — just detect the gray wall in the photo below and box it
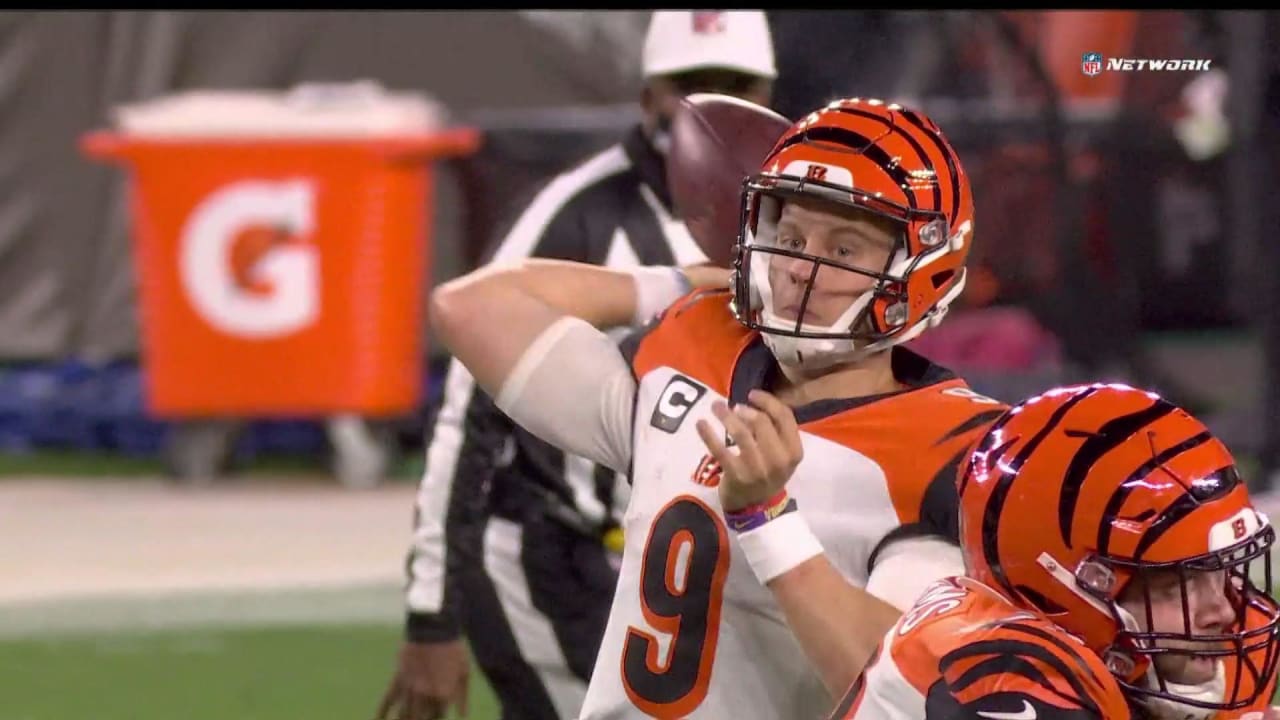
[0,11,647,361]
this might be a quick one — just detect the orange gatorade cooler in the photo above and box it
[82,83,479,417]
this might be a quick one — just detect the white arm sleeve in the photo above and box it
[865,535,966,611]
[495,316,636,474]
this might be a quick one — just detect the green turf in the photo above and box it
[0,608,1275,719]
[0,450,169,476]
[0,623,498,720]
[0,449,425,481]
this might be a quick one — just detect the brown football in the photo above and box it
[666,93,793,267]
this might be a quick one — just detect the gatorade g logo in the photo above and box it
[649,375,706,434]
[180,180,319,338]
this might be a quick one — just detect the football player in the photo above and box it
[829,383,1280,720]
[431,98,1001,718]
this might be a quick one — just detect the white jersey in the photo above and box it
[495,290,1006,719]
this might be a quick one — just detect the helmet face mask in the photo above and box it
[958,383,1280,716]
[728,99,973,371]
[732,173,950,339]
[1096,528,1280,715]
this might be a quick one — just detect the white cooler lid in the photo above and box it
[113,80,446,138]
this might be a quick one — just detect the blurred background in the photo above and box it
[1,9,1278,719]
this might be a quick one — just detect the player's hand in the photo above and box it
[679,264,733,291]
[695,388,803,512]
[375,640,470,720]
[1262,706,1280,720]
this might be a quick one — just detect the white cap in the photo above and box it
[642,11,776,80]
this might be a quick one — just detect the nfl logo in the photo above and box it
[1081,52,1103,77]
[692,11,726,34]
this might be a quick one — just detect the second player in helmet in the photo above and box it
[831,383,1280,720]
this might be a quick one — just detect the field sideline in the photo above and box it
[0,478,498,719]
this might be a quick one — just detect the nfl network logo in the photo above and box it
[691,11,726,34]
[1082,52,1103,77]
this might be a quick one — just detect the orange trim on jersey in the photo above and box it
[946,653,1092,709]
[889,579,972,694]
[629,289,750,397]
[802,384,1007,524]
[877,579,1132,718]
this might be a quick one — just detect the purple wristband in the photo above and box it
[725,496,798,533]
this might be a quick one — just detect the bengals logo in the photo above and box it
[805,164,828,182]
[1233,517,1249,540]
[692,454,723,487]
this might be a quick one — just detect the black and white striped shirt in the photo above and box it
[405,125,709,640]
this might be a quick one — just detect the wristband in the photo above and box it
[629,266,692,326]
[736,510,824,584]
[724,490,793,533]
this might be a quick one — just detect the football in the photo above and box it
[666,93,793,266]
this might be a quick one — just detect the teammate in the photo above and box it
[377,11,777,720]
[828,383,1280,720]
[431,97,1004,718]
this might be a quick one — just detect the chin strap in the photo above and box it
[1133,660,1225,720]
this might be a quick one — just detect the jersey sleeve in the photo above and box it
[618,289,731,370]
[923,624,1131,720]
[494,317,636,474]
[865,535,965,611]
[867,405,1007,575]
[830,615,1132,720]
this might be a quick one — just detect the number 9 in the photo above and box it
[622,495,730,718]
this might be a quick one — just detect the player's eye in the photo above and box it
[1146,574,1183,600]
[834,245,853,258]
[779,235,804,250]
[1190,569,1230,596]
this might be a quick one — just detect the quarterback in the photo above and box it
[432,98,1003,718]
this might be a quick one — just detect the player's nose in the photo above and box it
[1195,581,1238,633]
[783,253,815,284]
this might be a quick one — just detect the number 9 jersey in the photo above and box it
[576,290,1007,719]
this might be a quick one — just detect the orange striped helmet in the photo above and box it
[958,383,1280,714]
[731,98,973,370]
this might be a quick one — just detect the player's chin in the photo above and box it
[784,304,850,328]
